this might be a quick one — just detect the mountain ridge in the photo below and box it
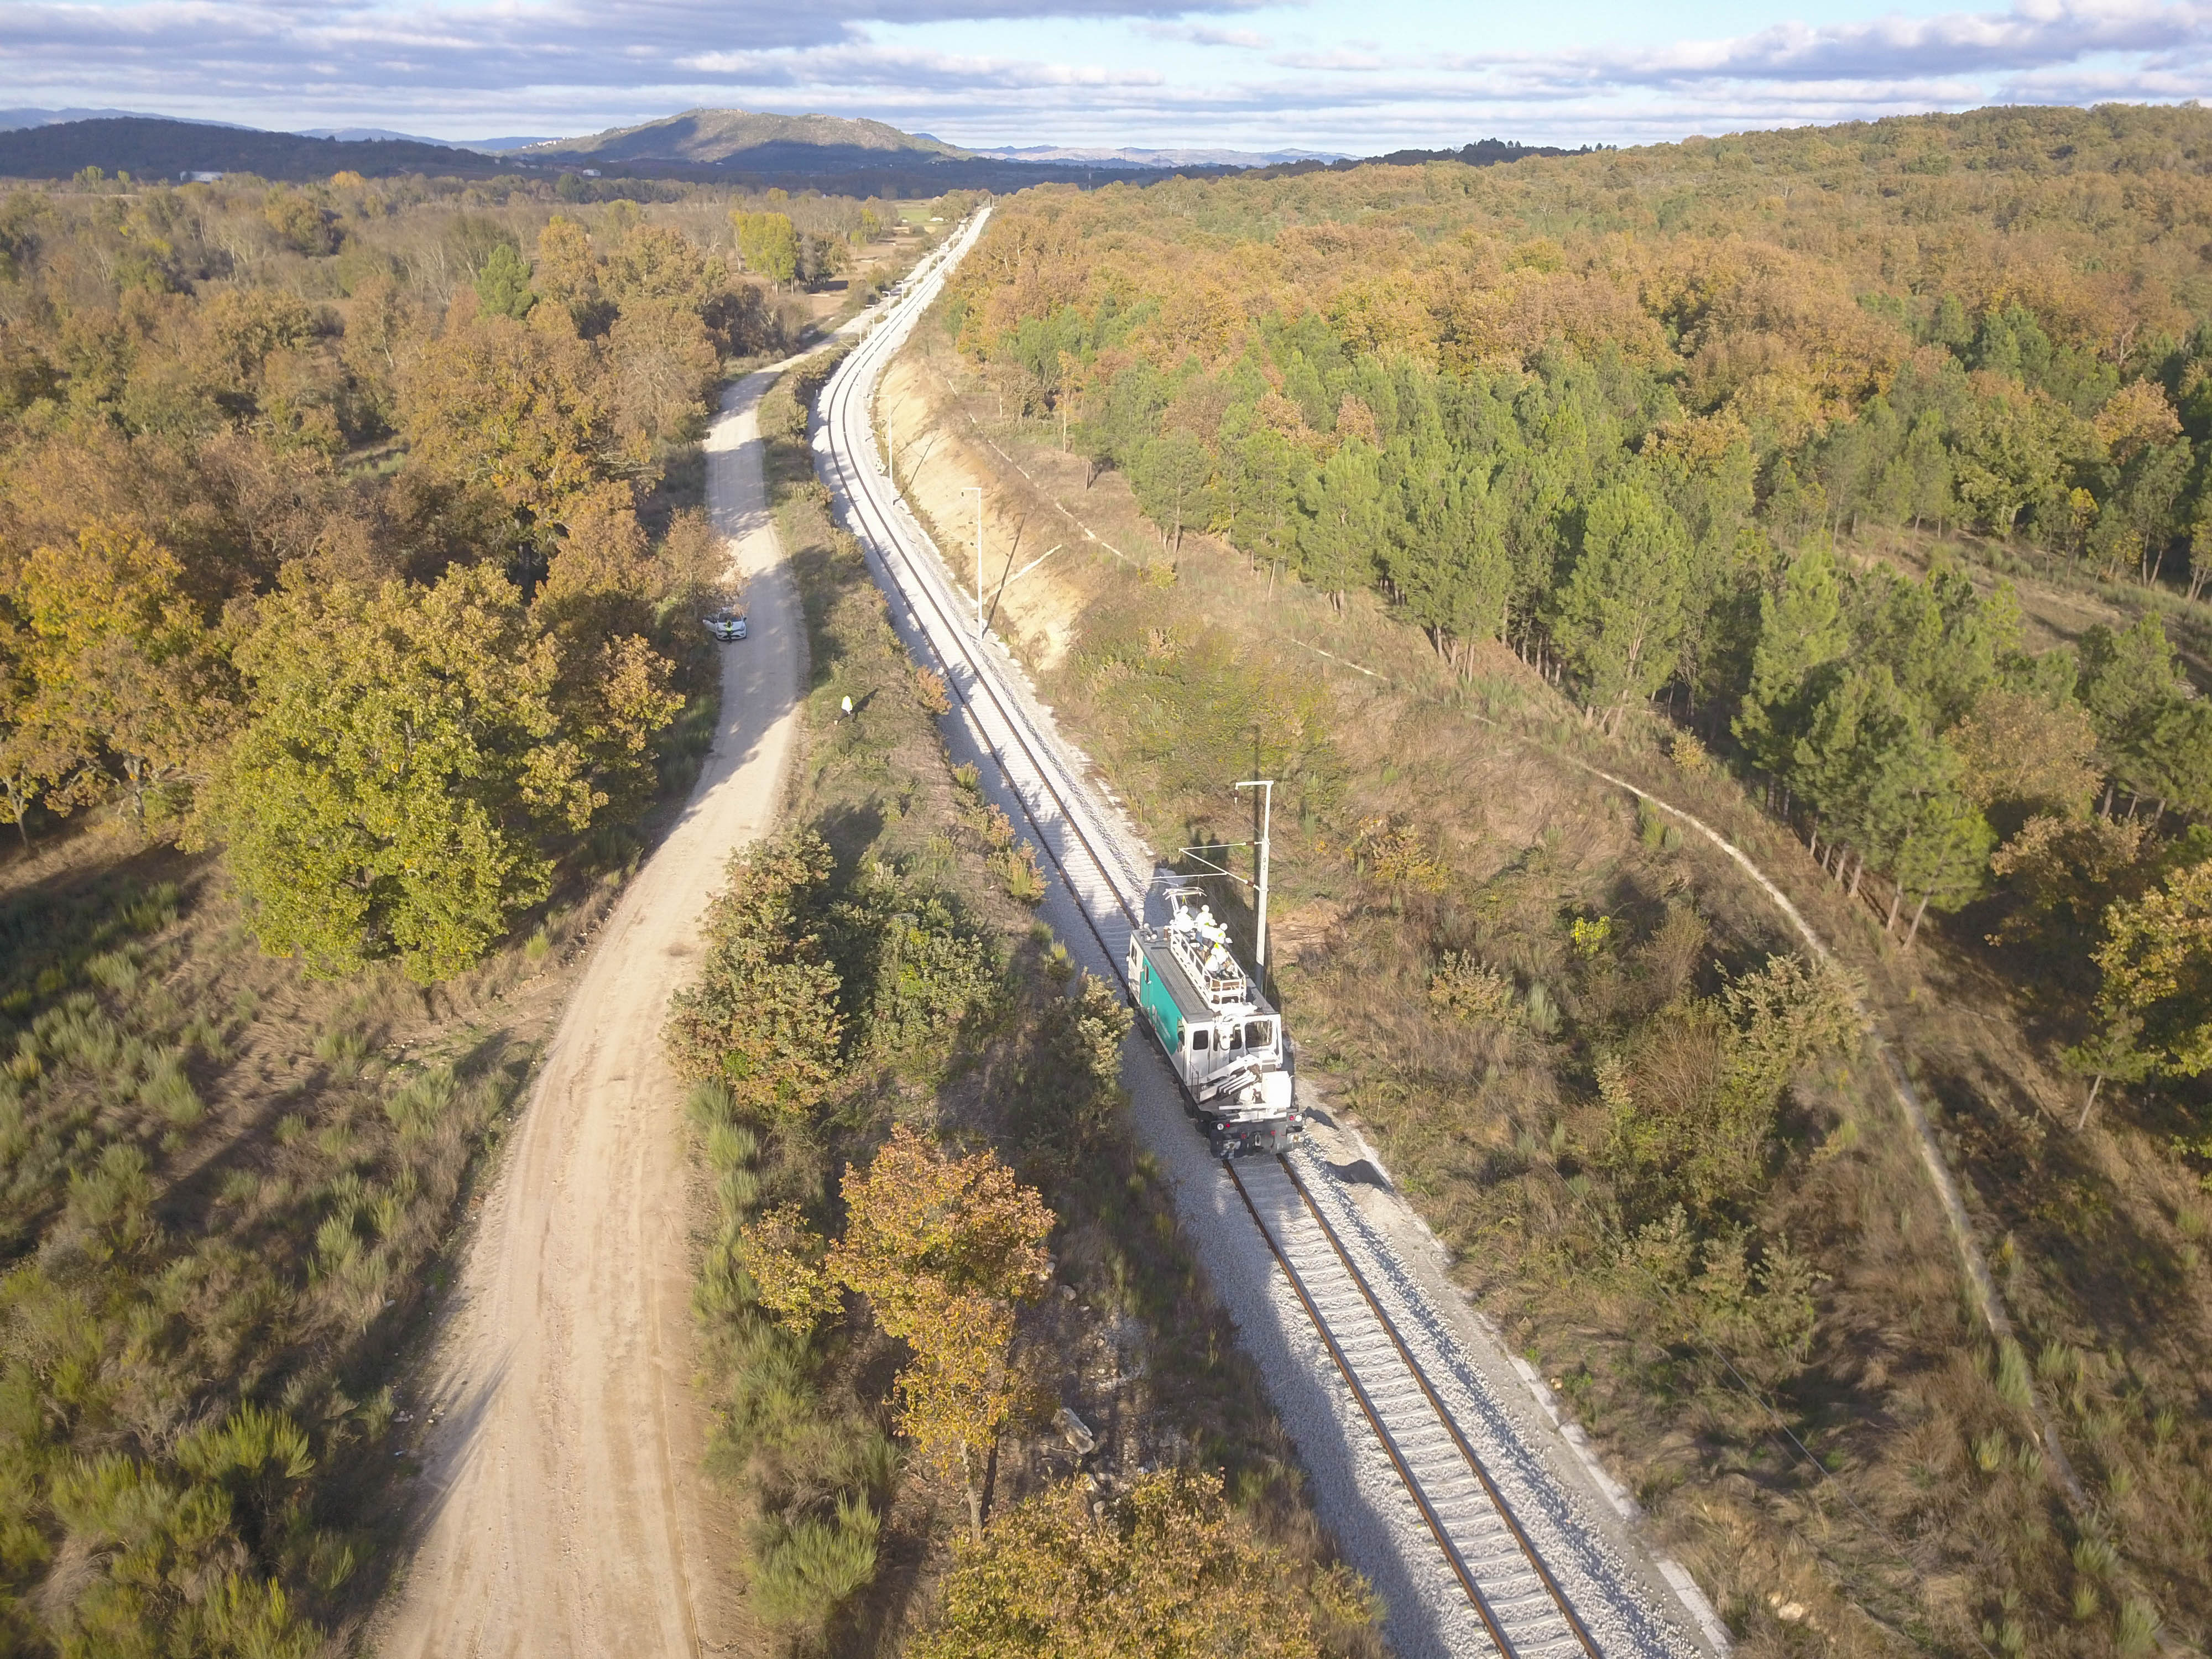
[524,107,970,164]
[968,143,1345,167]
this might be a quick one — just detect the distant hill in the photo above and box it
[1251,137,1601,179]
[525,108,970,166]
[0,107,244,133]
[0,117,513,180]
[970,144,1345,168]
[0,107,1416,193]
[513,107,1199,192]
[296,127,555,152]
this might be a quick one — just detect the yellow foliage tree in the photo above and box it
[1951,687,2100,821]
[608,301,719,446]
[2079,859,2212,1120]
[828,1125,1053,1537]
[13,520,232,831]
[912,1468,1373,1659]
[531,215,607,335]
[397,311,630,534]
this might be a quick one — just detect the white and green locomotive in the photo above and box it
[1126,886,1297,1157]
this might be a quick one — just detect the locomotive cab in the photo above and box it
[1126,888,1298,1157]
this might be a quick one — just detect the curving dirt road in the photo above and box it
[376,366,802,1657]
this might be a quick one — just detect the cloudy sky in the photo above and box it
[6,0,2212,150]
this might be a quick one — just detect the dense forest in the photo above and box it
[0,170,896,958]
[951,101,2212,1095]
[921,101,2212,1657]
[0,169,901,1650]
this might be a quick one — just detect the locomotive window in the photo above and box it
[1246,1020,1272,1048]
[1224,1024,1243,1050]
[1191,1029,1211,1051]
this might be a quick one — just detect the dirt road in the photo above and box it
[377,367,801,1657]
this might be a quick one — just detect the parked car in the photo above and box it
[705,610,748,641]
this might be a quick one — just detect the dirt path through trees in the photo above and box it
[375,367,803,1656]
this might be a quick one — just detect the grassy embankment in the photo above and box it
[883,321,2212,1659]
[670,359,1381,1655]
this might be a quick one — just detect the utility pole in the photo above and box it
[963,484,983,638]
[885,400,895,490]
[1234,778,1273,970]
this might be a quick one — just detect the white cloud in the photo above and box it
[1136,20,1271,46]
[2,0,2210,150]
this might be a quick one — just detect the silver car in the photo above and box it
[704,610,748,641]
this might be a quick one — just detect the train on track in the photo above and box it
[1127,886,1298,1156]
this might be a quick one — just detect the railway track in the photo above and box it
[811,210,1704,1659]
[1230,1153,1600,1659]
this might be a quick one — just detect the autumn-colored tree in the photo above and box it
[1987,813,2149,951]
[562,628,681,825]
[262,188,337,257]
[604,223,714,310]
[13,520,233,831]
[541,486,654,612]
[911,1468,1372,1659]
[736,1204,842,1329]
[336,272,428,435]
[0,606,69,844]
[397,309,629,533]
[1952,686,2100,823]
[223,563,589,982]
[654,506,736,609]
[827,1125,1053,1537]
[532,216,609,336]
[607,300,719,446]
[2081,859,2212,1103]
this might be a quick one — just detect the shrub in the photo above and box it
[1351,815,1448,893]
[384,1066,456,1141]
[995,840,1048,905]
[1428,952,1516,1022]
[139,1050,204,1128]
[748,1495,880,1627]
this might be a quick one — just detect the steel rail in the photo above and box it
[809,218,1644,1657]
[1223,1157,1520,1658]
[813,220,1145,1015]
[1279,1156,1606,1659]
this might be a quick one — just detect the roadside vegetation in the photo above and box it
[900,103,2212,1658]
[660,364,1379,1656]
[0,171,936,1649]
